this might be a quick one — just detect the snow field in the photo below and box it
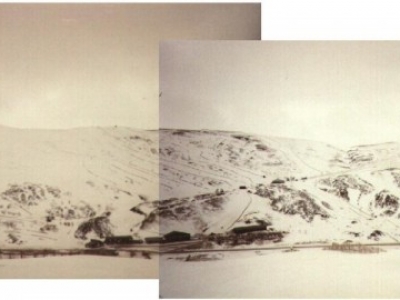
[161,248,400,298]
[0,255,158,279]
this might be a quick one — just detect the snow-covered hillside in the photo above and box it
[159,129,348,198]
[149,130,400,244]
[6,126,400,248]
[0,125,159,249]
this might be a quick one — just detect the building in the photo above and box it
[145,236,165,244]
[231,224,267,234]
[164,231,191,243]
[85,239,104,249]
[271,178,285,185]
[104,236,143,245]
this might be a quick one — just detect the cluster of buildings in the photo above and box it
[327,241,381,253]
[85,231,192,249]
[208,224,284,246]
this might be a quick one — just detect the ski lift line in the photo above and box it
[305,185,370,221]
[0,214,37,223]
[204,190,251,233]
[198,151,254,185]
[15,204,32,216]
[162,156,234,184]
[110,164,151,182]
[161,158,233,187]
[267,137,324,176]
[127,161,159,176]
[226,192,253,231]
[309,157,400,181]
[218,137,269,177]
[82,162,118,187]
[99,128,158,166]
[200,137,257,175]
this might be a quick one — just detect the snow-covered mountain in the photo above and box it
[135,129,400,244]
[5,126,400,249]
[0,125,159,249]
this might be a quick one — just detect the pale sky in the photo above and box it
[160,41,400,149]
[0,4,260,129]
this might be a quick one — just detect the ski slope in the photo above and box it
[0,125,159,248]
[152,130,400,244]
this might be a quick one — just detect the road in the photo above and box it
[161,241,400,254]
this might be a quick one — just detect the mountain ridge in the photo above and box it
[152,129,400,245]
[3,126,400,248]
[0,126,159,248]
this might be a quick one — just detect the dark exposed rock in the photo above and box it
[140,211,158,230]
[339,188,350,201]
[256,185,328,222]
[368,230,384,241]
[375,190,399,216]
[74,214,113,240]
[1,183,62,206]
[319,175,373,201]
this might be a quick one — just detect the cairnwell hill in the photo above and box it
[157,128,400,298]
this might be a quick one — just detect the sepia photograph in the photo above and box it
[0,3,260,279]
[159,41,400,297]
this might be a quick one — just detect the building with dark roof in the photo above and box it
[231,224,267,234]
[271,178,285,185]
[85,239,104,249]
[145,236,165,244]
[164,231,191,243]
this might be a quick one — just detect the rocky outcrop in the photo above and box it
[1,183,61,206]
[74,212,113,240]
[256,184,328,222]
[374,190,399,216]
[318,175,373,201]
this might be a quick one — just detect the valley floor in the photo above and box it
[0,255,158,279]
[160,247,400,298]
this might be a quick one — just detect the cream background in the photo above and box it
[161,41,400,149]
[0,3,260,129]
